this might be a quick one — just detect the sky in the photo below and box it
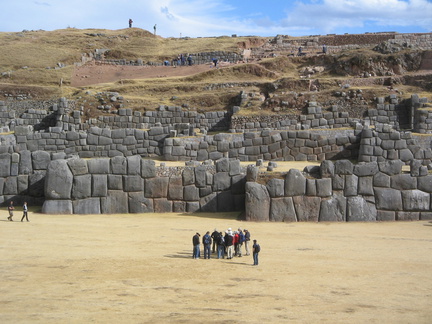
[0,0,431,38]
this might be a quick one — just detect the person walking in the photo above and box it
[252,239,260,266]
[224,229,234,259]
[203,231,212,259]
[21,202,29,222]
[192,232,200,259]
[244,229,251,255]
[7,201,14,221]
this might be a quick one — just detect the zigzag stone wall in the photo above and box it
[246,159,432,222]
[41,157,246,214]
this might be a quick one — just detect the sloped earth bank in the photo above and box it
[71,61,236,87]
[0,211,431,323]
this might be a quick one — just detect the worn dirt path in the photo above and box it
[1,210,431,323]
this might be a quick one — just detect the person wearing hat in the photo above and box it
[224,230,234,259]
[252,239,260,266]
[192,232,201,259]
[244,229,251,256]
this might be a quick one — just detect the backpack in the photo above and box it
[254,244,261,253]
[204,235,211,245]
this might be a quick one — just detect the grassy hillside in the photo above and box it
[0,28,430,118]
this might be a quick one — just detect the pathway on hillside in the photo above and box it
[71,61,235,87]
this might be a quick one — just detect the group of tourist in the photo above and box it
[6,201,29,222]
[192,228,260,265]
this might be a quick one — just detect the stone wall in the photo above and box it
[254,32,432,58]
[41,157,246,214]
[246,159,432,222]
[163,129,359,162]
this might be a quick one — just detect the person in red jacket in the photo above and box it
[233,231,239,256]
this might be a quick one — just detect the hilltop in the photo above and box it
[0,28,431,120]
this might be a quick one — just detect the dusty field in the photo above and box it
[1,210,431,324]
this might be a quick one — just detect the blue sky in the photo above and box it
[0,0,431,37]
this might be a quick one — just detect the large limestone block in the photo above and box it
[270,197,297,222]
[42,200,73,214]
[374,188,403,210]
[92,174,108,197]
[378,160,404,175]
[320,160,334,178]
[293,195,321,222]
[344,174,358,197]
[73,198,101,214]
[266,178,285,198]
[19,150,33,174]
[319,192,346,222]
[402,190,430,211]
[417,175,432,193]
[213,172,231,191]
[101,190,128,214]
[358,176,374,196]
[373,172,390,187]
[145,177,169,198]
[168,176,183,200]
[31,150,50,170]
[153,198,172,213]
[195,165,207,188]
[229,159,241,176]
[306,179,317,196]
[127,155,141,175]
[390,174,417,190]
[245,182,270,221]
[128,192,154,213]
[184,185,200,201]
[396,212,419,221]
[72,174,92,199]
[187,202,200,213]
[377,210,396,221]
[108,174,123,190]
[141,159,156,178]
[17,175,28,194]
[316,178,332,197]
[285,169,306,196]
[347,196,377,221]
[87,158,110,174]
[111,156,127,175]
[45,160,73,199]
[123,175,144,192]
[216,158,229,172]
[182,167,195,186]
[0,153,11,177]
[246,164,258,182]
[334,160,354,175]
[354,162,379,176]
[67,158,88,176]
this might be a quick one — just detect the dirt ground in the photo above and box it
[71,61,235,87]
[1,209,431,324]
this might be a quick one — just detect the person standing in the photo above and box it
[211,229,219,253]
[21,202,29,222]
[224,229,234,259]
[7,201,14,221]
[233,231,239,256]
[203,231,212,259]
[153,24,157,35]
[237,228,245,257]
[192,232,200,259]
[187,54,193,66]
[129,18,133,28]
[217,232,225,259]
[244,229,251,255]
[252,239,260,266]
